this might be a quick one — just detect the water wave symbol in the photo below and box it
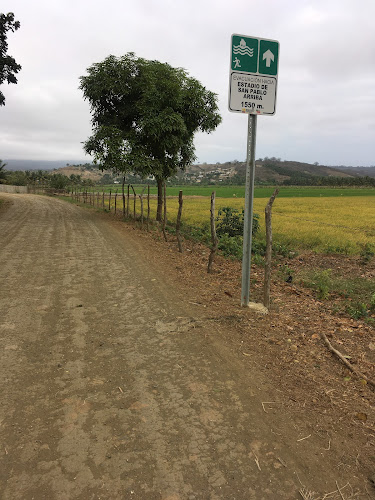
[233,45,254,57]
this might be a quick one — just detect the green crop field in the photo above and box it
[74,184,374,255]
[97,184,375,198]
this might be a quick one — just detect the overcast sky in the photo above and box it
[1,0,374,166]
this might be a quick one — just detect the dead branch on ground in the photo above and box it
[320,331,375,389]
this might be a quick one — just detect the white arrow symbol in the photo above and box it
[263,49,274,67]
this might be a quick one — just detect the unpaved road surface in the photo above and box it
[0,194,369,499]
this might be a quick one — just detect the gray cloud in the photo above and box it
[1,0,374,166]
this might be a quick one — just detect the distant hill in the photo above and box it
[3,160,87,171]
[187,159,357,185]
[239,159,354,183]
[3,158,375,186]
[333,166,375,178]
[55,165,103,182]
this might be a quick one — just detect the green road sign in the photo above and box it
[259,39,279,76]
[231,34,279,76]
[229,34,280,115]
[231,35,259,73]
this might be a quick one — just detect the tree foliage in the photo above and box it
[0,12,22,106]
[79,53,221,217]
[1,167,92,188]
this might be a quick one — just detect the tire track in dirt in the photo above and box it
[0,194,366,499]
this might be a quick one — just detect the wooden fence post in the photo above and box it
[147,185,150,232]
[102,190,105,208]
[127,184,130,217]
[263,188,279,309]
[130,185,136,219]
[109,190,112,212]
[114,191,117,215]
[176,190,183,253]
[139,186,146,228]
[207,191,218,273]
[122,177,126,218]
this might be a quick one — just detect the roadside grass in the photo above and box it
[298,268,375,322]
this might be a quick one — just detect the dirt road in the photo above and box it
[0,194,369,499]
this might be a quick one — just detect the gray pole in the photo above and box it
[241,113,257,307]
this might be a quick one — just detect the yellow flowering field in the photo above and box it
[101,193,374,254]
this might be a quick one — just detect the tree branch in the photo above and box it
[320,332,375,388]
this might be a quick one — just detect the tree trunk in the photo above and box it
[156,178,163,222]
[176,190,183,253]
[162,182,168,242]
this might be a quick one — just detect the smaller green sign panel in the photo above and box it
[258,39,279,76]
[231,36,258,74]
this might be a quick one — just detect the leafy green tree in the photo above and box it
[80,53,221,219]
[0,12,22,106]
[49,174,70,190]
[69,174,82,185]
[6,170,27,186]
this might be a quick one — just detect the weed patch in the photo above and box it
[298,265,375,322]
[301,269,332,299]
[359,243,374,265]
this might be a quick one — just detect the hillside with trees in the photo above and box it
[2,157,375,188]
[181,158,375,187]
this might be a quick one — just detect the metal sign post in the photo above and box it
[228,33,279,306]
[241,113,257,306]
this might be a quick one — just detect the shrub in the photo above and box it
[303,269,332,300]
[218,234,243,259]
[347,302,369,320]
[216,207,259,238]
